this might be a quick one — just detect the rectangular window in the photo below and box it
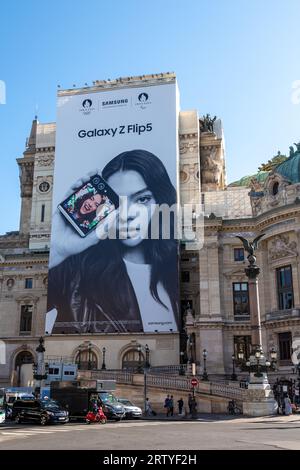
[25,278,33,289]
[20,305,33,335]
[181,271,190,283]
[41,204,45,223]
[234,336,251,360]
[278,332,292,363]
[276,265,294,310]
[233,282,249,319]
[234,248,244,261]
[48,368,59,375]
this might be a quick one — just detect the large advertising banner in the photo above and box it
[47,79,179,334]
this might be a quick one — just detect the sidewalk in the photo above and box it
[142,412,300,423]
[142,412,237,422]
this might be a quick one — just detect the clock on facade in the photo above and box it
[39,181,50,193]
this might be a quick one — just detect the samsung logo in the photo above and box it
[102,99,128,106]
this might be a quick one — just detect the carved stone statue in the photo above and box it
[268,235,298,260]
[236,234,265,265]
[290,146,295,157]
[201,114,217,133]
[294,142,300,153]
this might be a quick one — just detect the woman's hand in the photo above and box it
[49,171,102,269]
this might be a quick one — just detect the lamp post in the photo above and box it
[202,349,209,381]
[231,354,237,381]
[87,342,92,370]
[77,344,83,370]
[143,347,150,415]
[101,347,106,370]
[33,337,48,396]
[137,345,142,373]
[235,235,279,416]
[179,351,185,376]
[145,344,150,369]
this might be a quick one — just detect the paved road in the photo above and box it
[1,415,300,450]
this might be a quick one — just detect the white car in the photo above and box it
[117,399,142,419]
[0,409,5,424]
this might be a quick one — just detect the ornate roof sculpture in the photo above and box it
[274,142,300,184]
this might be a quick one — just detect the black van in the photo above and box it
[51,384,125,421]
[13,399,69,425]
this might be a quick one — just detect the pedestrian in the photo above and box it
[177,398,184,415]
[167,395,174,417]
[164,394,170,416]
[284,393,292,415]
[191,397,197,418]
[188,393,193,415]
[145,398,153,416]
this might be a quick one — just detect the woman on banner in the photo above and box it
[47,149,179,334]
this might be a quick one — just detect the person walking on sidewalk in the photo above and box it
[167,395,174,417]
[284,394,292,415]
[164,394,170,416]
[188,394,193,415]
[145,398,153,416]
[177,398,184,415]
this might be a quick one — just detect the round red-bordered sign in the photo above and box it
[191,378,198,387]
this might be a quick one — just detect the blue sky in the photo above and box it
[0,0,299,234]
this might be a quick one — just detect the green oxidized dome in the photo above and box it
[274,144,300,184]
[229,171,269,187]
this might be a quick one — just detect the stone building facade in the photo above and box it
[0,74,299,387]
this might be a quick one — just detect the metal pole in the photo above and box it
[144,369,147,415]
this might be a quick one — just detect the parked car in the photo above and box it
[0,408,5,424]
[6,394,34,419]
[13,399,69,425]
[117,398,142,419]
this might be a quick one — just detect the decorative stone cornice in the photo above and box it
[58,73,176,97]
[179,133,198,140]
[36,147,55,153]
[36,154,55,166]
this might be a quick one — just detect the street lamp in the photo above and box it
[254,347,263,377]
[87,342,92,370]
[231,354,237,381]
[101,347,106,370]
[238,348,244,362]
[137,345,142,373]
[179,351,185,376]
[33,337,47,395]
[202,349,209,381]
[77,344,83,370]
[188,337,194,364]
[145,344,150,369]
[270,347,277,364]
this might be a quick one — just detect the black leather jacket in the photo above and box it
[48,252,143,334]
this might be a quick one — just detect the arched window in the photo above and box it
[272,181,279,196]
[75,348,98,370]
[122,349,145,371]
[14,351,34,387]
[15,351,34,368]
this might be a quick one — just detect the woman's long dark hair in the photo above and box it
[73,192,99,224]
[80,150,179,328]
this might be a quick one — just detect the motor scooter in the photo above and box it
[85,407,107,424]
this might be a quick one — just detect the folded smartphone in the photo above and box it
[58,174,119,237]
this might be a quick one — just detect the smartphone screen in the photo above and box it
[58,174,119,237]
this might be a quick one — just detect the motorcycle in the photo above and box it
[85,407,107,424]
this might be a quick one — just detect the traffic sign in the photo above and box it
[191,378,198,387]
